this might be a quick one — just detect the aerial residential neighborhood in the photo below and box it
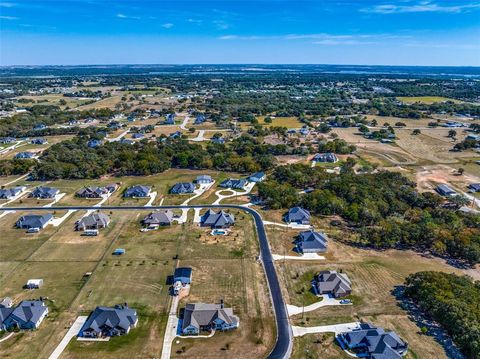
[1,1,480,359]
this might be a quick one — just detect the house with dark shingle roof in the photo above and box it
[247,171,266,182]
[123,185,151,198]
[0,186,25,200]
[29,186,59,199]
[0,300,48,331]
[78,304,138,338]
[313,270,352,298]
[14,152,35,159]
[284,207,310,225]
[468,183,480,192]
[31,138,48,145]
[181,302,239,335]
[337,322,408,359]
[76,185,117,198]
[75,212,110,231]
[219,178,248,190]
[313,153,338,163]
[436,184,456,197]
[142,210,174,226]
[16,213,53,230]
[164,113,176,125]
[195,175,213,184]
[87,139,102,148]
[200,210,235,228]
[170,182,195,194]
[295,230,328,253]
[194,114,206,124]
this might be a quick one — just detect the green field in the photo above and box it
[397,96,463,104]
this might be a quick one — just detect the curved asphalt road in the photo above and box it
[5,204,293,359]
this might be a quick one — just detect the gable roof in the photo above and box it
[182,303,238,331]
[315,270,351,296]
[220,178,247,189]
[171,182,195,194]
[16,213,53,229]
[80,305,137,334]
[296,230,328,252]
[124,185,151,197]
[142,210,174,225]
[0,186,25,199]
[6,300,48,326]
[285,207,310,222]
[200,210,235,227]
[76,212,110,229]
[30,186,59,199]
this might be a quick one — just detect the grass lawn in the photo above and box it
[397,96,463,104]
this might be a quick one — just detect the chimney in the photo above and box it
[220,299,224,309]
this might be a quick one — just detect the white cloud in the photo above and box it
[187,18,203,24]
[161,23,174,29]
[116,13,140,20]
[219,33,411,42]
[313,39,377,46]
[213,20,230,30]
[0,15,17,20]
[362,1,480,14]
[0,2,16,7]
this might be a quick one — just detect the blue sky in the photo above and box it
[1,0,479,66]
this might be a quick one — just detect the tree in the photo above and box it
[264,116,272,124]
[458,167,465,175]
[412,129,421,135]
[395,122,406,127]
[371,119,378,127]
[448,129,457,138]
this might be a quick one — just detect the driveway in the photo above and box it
[272,253,325,261]
[48,316,88,359]
[287,294,351,316]
[160,296,180,359]
[292,322,361,337]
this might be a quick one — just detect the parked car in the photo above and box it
[340,299,352,305]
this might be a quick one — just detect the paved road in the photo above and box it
[5,204,292,359]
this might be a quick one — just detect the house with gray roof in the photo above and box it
[142,210,174,226]
[313,152,338,163]
[123,185,151,198]
[219,178,248,190]
[16,213,53,230]
[31,138,48,145]
[0,186,25,200]
[195,175,213,184]
[76,184,117,198]
[436,184,456,197]
[313,270,352,298]
[295,230,328,253]
[468,183,480,192]
[29,186,59,199]
[14,151,35,159]
[200,210,235,228]
[0,300,48,331]
[170,182,195,194]
[181,302,239,335]
[284,207,310,225]
[247,172,266,182]
[337,322,408,359]
[75,212,110,231]
[78,304,138,338]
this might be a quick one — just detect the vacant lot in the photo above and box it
[397,96,463,104]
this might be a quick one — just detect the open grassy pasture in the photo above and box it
[15,95,93,110]
[280,236,476,359]
[0,204,274,359]
[397,96,463,104]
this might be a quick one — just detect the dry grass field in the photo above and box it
[397,96,463,104]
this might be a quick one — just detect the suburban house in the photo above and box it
[75,212,110,231]
[173,267,192,296]
[195,175,213,184]
[313,153,338,163]
[295,230,328,253]
[220,178,248,190]
[0,186,26,200]
[76,184,117,198]
[119,138,134,145]
[200,210,235,228]
[142,210,174,227]
[78,304,138,338]
[0,300,48,331]
[247,171,266,182]
[313,270,352,298]
[0,137,16,144]
[33,124,46,131]
[29,186,59,199]
[284,207,311,225]
[31,138,48,145]
[132,133,144,139]
[436,184,457,197]
[164,113,176,124]
[14,152,35,159]
[169,131,182,139]
[468,183,480,192]
[123,185,151,198]
[337,323,408,359]
[87,139,103,148]
[211,137,225,144]
[16,213,53,230]
[181,302,239,335]
[170,182,196,194]
[194,114,206,124]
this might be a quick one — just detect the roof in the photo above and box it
[142,210,174,225]
[77,186,107,197]
[342,323,407,359]
[174,267,192,280]
[124,185,151,197]
[285,207,310,222]
[436,184,456,195]
[7,300,48,326]
[80,305,137,334]
[171,182,195,194]
[0,186,25,199]
[76,212,110,229]
[201,210,235,227]
[315,270,351,296]
[195,175,213,182]
[220,178,248,189]
[30,186,59,198]
[17,213,53,228]
[248,172,265,181]
[297,230,328,251]
[468,183,480,191]
[182,303,238,331]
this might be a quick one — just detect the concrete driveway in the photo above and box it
[292,321,361,337]
[48,316,88,359]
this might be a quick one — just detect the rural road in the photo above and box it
[4,204,293,359]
